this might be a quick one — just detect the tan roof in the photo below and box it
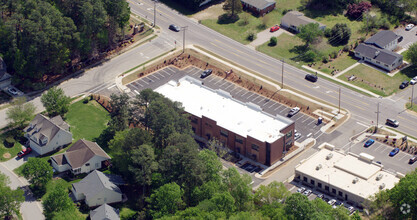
[281,11,325,29]
[24,114,70,146]
[63,139,110,169]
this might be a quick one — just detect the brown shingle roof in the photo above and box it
[64,139,111,169]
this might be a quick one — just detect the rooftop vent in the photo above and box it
[375,50,380,57]
[379,183,385,189]
[316,164,322,170]
[376,174,383,181]
[352,177,359,184]
[326,153,333,160]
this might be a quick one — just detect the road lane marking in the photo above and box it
[306,133,312,137]
[134,90,139,94]
[107,84,116,89]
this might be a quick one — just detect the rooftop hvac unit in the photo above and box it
[352,177,359,184]
[326,153,333,160]
[316,164,322,170]
[379,183,385,189]
[376,174,383,181]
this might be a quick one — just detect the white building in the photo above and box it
[295,144,402,205]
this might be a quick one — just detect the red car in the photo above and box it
[17,147,32,158]
[270,25,280,32]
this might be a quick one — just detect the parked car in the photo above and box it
[7,87,18,95]
[297,187,306,193]
[406,24,415,30]
[294,132,301,140]
[169,24,180,32]
[328,199,336,206]
[254,167,262,173]
[335,201,343,206]
[323,197,330,202]
[409,156,417,164]
[364,139,375,147]
[303,189,312,196]
[317,194,324,199]
[400,80,409,89]
[305,74,318,82]
[376,161,382,165]
[270,25,280,32]
[348,206,355,213]
[17,147,32,158]
[410,76,417,85]
[386,118,399,127]
[288,107,300,117]
[200,69,213,78]
[398,36,404,42]
[389,148,400,157]
[240,163,250,169]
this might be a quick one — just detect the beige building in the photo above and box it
[295,144,402,206]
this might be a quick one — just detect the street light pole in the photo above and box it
[181,26,188,53]
[338,87,341,114]
[412,84,415,108]
[281,59,285,89]
[375,102,380,133]
[153,0,157,27]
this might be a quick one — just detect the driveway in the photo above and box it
[248,28,294,48]
[394,26,417,50]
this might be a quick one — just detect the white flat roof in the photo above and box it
[295,147,400,200]
[155,76,293,143]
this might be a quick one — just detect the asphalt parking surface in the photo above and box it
[338,137,417,175]
[126,66,326,144]
[394,26,417,49]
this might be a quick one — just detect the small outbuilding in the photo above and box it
[241,0,276,16]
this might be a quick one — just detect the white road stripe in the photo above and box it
[134,90,139,94]
[107,84,116,89]
[306,133,312,138]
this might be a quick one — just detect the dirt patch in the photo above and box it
[191,3,224,21]
[3,153,11,159]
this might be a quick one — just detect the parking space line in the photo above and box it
[398,154,407,161]
[156,72,165,79]
[186,68,195,73]
[257,98,266,104]
[149,74,159,80]
[218,81,229,88]
[241,91,251,97]
[252,95,261,102]
[134,90,139,94]
[247,93,256,99]
[307,120,315,126]
[280,107,287,113]
[230,86,240,93]
[374,144,384,152]
[224,83,234,90]
[268,102,278,109]
[190,69,200,76]
[297,114,305,121]
[135,81,144,88]
[141,79,149,85]
[302,117,310,123]
[208,76,218,83]
[274,105,281,111]
[160,69,172,76]
[212,78,223,85]
[314,130,321,136]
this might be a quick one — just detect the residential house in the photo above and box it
[280,11,326,33]
[71,170,124,207]
[241,0,276,16]
[50,139,111,175]
[24,114,72,156]
[354,30,403,71]
[90,204,120,220]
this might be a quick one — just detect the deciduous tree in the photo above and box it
[129,144,158,195]
[330,23,351,45]
[221,167,252,211]
[297,23,323,47]
[108,93,130,131]
[42,185,74,219]
[148,182,184,218]
[22,157,53,194]
[405,43,417,65]
[41,86,71,117]
[0,173,25,219]
[6,97,36,128]
[254,181,290,205]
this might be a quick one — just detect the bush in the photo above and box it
[83,97,89,104]
[4,136,15,147]
[346,1,372,20]
[282,9,292,15]
[324,28,332,38]
[247,32,256,41]
[343,45,350,52]
[330,51,338,59]
[303,50,317,62]
[269,37,277,46]
[322,56,329,63]
[217,13,239,24]
[330,23,351,46]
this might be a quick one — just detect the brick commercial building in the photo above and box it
[156,76,295,166]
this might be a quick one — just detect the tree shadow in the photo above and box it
[217,13,239,24]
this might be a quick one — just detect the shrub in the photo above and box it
[330,51,338,59]
[282,9,292,15]
[324,28,332,38]
[330,23,351,45]
[303,50,317,62]
[269,37,277,46]
[247,32,256,41]
[83,97,89,104]
[343,45,350,52]
[322,56,329,63]
[4,136,15,147]
[346,1,372,20]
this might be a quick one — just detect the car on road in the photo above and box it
[17,147,32,158]
[270,25,280,32]
[386,118,399,127]
[389,148,400,157]
[294,132,301,140]
[328,199,336,206]
[398,36,404,42]
[303,189,312,196]
[409,156,417,164]
[305,74,318,82]
[288,107,300,117]
[200,69,212,78]
[406,24,415,30]
[410,76,417,85]
[169,24,180,32]
[8,87,18,95]
[400,80,409,89]
[297,187,306,193]
[364,139,375,147]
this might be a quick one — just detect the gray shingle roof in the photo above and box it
[72,170,122,201]
[281,11,325,29]
[241,0,275,10]
[355,43,402,65]
[24,114,70,146]
[0,57,6,79]
[51,139,111,169]
[90,204,120,220]
[364,30,398,49]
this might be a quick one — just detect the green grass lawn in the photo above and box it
[406,103,417,113]
[338,64,417,96]
[0,128,24,162]
[65,100,110,141]
[312,53,358,74]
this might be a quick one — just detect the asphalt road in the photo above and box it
[128,0,417,139]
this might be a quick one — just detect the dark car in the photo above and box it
[364,139,375,147]
[240,163,250,169]
[386,118,399,127]
[169,24,180,32]
[305,74,318,82]
[389,148,400,157]
[400,80,409,89]
[398,36,403,42]
[17,147,32,158]
[409,156,417,164]
[200,69,213,78]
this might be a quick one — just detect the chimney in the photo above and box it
[374,50,380,57]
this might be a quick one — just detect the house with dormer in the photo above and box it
[24,114,72,155]
[50,139,111,175]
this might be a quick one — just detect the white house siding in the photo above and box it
[51,160,71,173]
[30,130,72,155]
[384,41,397,52]
[79,156,108,174]
[86,189,122,207]
[354,52,402,71]
[71,187,85,201]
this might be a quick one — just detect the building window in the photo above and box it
[332,189,336,194]
[220,129,228,137]
[303,177,307,182]
[310,179,315,185]
[339,191,343,197]
[325,186,329,191]
[235,136,243,144]
[286,131,292,138]
[86,163,90,166]
[251,144,260,151]
[191,118,198,124]
[192,127,196,133]
[318,182,322,188]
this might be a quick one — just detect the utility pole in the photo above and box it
[338,87,341,114]
[376,102,380,132]
[153,0,157,27]
[366,11,369,36]
[281,59,285,89]
[412,84,415,108]
[181,26,188,53]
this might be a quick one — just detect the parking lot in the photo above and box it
[339,137,417,175]
[394,26,417,50]
[126,66,326,144]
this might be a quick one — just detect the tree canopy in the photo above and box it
[6,96,36,128]
[297,23,324,47]
[22,157,53,194]
[405,43,417,65]
[0,173,25,219]
[42,184,75,219]
[41,86,71,117]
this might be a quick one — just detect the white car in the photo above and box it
[7,87,18,95]
[410,76,417,85]
[288,107,300,117]
[328,199,336,206]
[296,187,306,193]
[303,189,312,196]
[406,24,415,31]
